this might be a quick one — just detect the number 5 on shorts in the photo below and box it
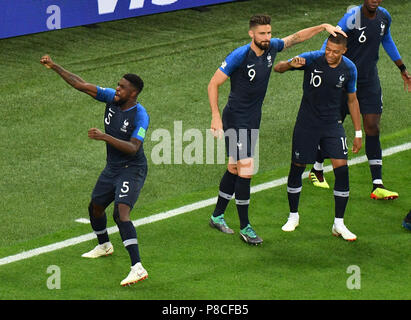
[121,181,129,194]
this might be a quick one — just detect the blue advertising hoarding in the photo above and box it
[1,0,236,39]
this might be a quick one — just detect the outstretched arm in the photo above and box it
[282,23,347,50]
[380,14,411,92]
[274,56,306,73]
[40,55,98,98]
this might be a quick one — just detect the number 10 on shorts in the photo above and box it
[340,137,348,153]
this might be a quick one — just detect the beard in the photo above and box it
[114,95,127,106]
[254,39,270,51]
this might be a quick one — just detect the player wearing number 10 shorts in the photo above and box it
[207,14,348,245]
[274,34,362,241]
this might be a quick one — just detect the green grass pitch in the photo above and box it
[0,0,410,300]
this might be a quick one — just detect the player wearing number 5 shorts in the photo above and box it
[274,34,362,241]
[207,14,347,245]
[40,55,149,286]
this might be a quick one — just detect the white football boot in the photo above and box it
[81,242,114,258]
[281,217,299,232]
[332,224,357,241]
[120,262,148,286]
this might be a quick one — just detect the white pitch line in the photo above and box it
[1,142,410,267]
[75,218,90,224]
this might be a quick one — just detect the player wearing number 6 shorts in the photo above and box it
[40,55,149,286]
[274,34,362,241]
[309,1,411,199]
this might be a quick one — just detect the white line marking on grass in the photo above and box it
[75,218,90,224]
[1,142,410,266]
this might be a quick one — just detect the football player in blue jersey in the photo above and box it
[308,0,411,200]
[207,14,347,245]
[274,34,362,241]
[40,55,150,286]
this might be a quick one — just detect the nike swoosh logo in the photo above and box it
[358,26,367,30]
[314,69,323,73]
[247,64,255,68]
[344,151,348,155]
[119,194,128,198]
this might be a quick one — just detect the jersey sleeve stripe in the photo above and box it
[95,86,116,103]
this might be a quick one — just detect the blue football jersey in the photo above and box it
[95,86,149,167]
[333,5,401,83]
[293,50,357,126]
[219,38,284,129]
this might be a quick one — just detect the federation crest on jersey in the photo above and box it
[336,74,345,88]
[380,22,386,36]
[267,53,272,67]
[121,119,130,133]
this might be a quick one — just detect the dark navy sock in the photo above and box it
[118,221,140,266]
[213,170,238,217]
[316,147,325,164]
[89,205,110,245]
[333,165,349,219]
[235,176,251,230]
[287,163,305,213]
[366,135,382,184]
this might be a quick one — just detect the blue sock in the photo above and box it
[333,165,349,219]
[366,135,383,186]
[287,163,305,213]
[235,177,251,230]
[213,170,237,217]
[118,221,140,266]
[89,204,109,245]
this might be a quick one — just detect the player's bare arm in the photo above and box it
[88,128,141,155]
[282,24,347,50]
[208,69,228,139]
[274,57,306,73]
[40,54,98,98]
[347,92,362,153]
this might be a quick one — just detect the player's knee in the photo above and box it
[291,161,307,170]
[89,201,105,218]
[364,124,380,136]
[113,203,131,224]
[227,163,238,175]
[288,162,305,187]
[113,204,120,225]
[333,165,349,190]
[363,116,380,135]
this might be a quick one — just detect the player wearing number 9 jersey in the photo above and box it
[207,14,348,245]
[40,54,149,286]
[274,34,362,241]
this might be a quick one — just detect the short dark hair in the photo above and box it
[123,73,144,94]
[249,14,271,29]
[327,33,347,47]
